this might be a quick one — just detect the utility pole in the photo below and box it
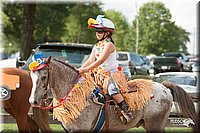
[136,15,139,54]
[193,28,195,55]
[135,0,139,54]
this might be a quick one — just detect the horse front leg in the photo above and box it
[4,108,30,132]
[32,107,53,133]
[15,114,30,132]
[27,115,39,133]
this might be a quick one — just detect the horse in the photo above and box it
[0,68,53,133]
[182,118,195,127]
[29,57,199,133]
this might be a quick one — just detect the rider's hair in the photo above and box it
[107,31,115,44]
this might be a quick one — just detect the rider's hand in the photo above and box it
[77,67,89,74]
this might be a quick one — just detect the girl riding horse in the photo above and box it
[78,15,133,124]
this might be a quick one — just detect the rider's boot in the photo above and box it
[118,100,133,124]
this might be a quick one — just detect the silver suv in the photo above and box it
[117,51,149,75]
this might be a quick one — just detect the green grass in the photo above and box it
[0,124,192,133]
[0,124,65,133]
[126,127,191,133]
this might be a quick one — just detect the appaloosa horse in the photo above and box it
[29,57,199,133]
[0,68,52,133]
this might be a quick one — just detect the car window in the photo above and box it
[39,48,90,63]
[23,46,91,70]
[162,53,185,60]
[130,53,137,63]
[153,75,197,86]
[195,61,200,66]
[130,53,143,65]
[117,53,128,61]
[0,53,8,60]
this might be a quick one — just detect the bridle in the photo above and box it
[36,59,80,110]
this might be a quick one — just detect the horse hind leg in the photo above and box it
[143,117,167,133]
[143,101,171,133]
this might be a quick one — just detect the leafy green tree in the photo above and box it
[131,2,190,55]
[2,4,23,55]
[123,25,135,52]
[34,4,72,44]
[105,10,129,51]
[61,3,104,45]
[2,3,73,59]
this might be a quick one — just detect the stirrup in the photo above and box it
[120,110,133,124]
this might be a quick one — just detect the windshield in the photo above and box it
[117,53,128,61]
[23,47,91,70]
[152,74,197,86]
[38,48,90,64]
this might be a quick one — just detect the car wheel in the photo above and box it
[146,70,150,76]
[132,69,137,75]
[0,86,11,101]
[154,70,158,75]
[180,66,183,72]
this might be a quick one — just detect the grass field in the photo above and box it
[0,124,192,133]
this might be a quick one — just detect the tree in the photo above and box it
[61,3,104,44]
[34,4,72,44]
[2,3,73,59]
[105,10,130,51]
[2,4,23,55]
[131,2,190,55]
[20,4,36,60]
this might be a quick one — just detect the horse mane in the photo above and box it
[52,58,79,74]
[48,57,80,100]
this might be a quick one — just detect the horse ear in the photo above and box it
[44,56,51,64]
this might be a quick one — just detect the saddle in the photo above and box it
[0,73,20,90]
[90,87,135,124]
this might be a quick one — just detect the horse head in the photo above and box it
[29,56,80,107]
[182,118,195,127]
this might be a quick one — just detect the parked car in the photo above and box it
[0,52,25,68]
[0,58,18,68]
[152,52,191,74]
[116,51,149,75]
[21,42,93,70]
[0,52,8,60]
[192,61,200,72]
[152,72,199,116]
[140,55,154,76]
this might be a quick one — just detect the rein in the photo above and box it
[37,59,80,110]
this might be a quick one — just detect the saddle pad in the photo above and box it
[1,73,20,90]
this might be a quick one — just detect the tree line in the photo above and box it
[2,1,190,60]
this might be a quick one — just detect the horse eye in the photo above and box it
[43,93,47,98]
[41,76,47,80]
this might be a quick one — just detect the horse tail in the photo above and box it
[32,107,53,133]
[162,81,200,133]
